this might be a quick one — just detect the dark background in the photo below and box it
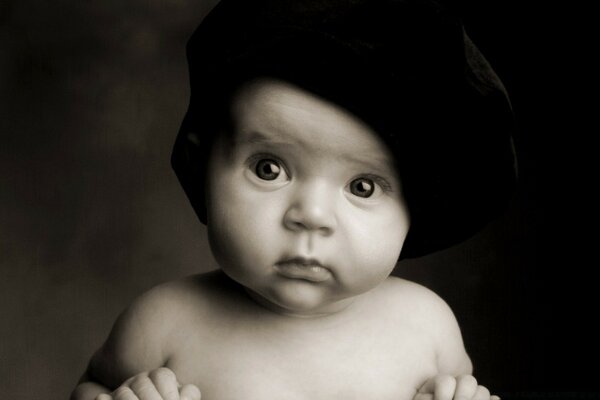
[1,1,595,399]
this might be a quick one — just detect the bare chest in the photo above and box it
[166,325,437,400]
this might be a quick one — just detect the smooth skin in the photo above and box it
[71,78,499,400]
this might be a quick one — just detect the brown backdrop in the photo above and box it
[2,1,588,399]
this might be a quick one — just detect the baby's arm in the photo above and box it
[70,283,201,400]
[415,375,499,400]
[410,286,498,400]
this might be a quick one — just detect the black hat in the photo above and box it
[172,0,518,259]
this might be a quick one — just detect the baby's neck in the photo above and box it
[217,271,370,323]
[243,287,360,319]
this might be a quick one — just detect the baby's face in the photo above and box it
[206,78,410,317]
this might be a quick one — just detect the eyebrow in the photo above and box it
[237,131,291,146]
[337,151,397,178]
[237,130,395,174]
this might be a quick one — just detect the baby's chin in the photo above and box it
[244,281,355,318]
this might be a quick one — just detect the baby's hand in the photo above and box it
[414,374,500,400]
[95,367,201,400]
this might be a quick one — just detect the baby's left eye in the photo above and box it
[348,177,377,198]
[345,175,392,200]
[255,159,282,181]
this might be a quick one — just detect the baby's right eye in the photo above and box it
[250,158,289,183]
[255,159,281,180]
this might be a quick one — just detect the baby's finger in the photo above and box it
[491,395,501,400]
[179,383,202,400]
[413,393,433,400]
[111,386,139,400]
[417,377,435,394]
[95,394,113,400]
[433,375,456,400]
[128,375,162,400]
[149,368,180,400]
[472,385,491,400]
[453,375,477,399]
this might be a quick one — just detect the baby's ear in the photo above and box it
[186,132,202,147]
[180,131,204,171]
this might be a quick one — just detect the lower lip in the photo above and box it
[274,262,332,282]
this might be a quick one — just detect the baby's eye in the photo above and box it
[346,175,391,200]
[253,158,287,182]
[349,177,376,198]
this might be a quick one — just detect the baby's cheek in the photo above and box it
[344,213,407,283]
[209,210,251,263]
[208,198,277,271]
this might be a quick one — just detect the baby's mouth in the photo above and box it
[274,257,332,282]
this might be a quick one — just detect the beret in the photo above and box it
[172,0,518,259]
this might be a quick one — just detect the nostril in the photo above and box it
[283,186,337,233]
[283,210,336,235]
[319,226,334,237]
[292,221,306,230]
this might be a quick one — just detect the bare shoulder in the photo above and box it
[87,271,223,388]
[376,276,473,375]
[377,276,452,319]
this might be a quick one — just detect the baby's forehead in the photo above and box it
[226,78,397,171]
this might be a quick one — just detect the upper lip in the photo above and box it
[277,256,325,267]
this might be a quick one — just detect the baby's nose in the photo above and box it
[283,180,337,235]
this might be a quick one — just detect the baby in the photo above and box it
[71,1,517,400]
